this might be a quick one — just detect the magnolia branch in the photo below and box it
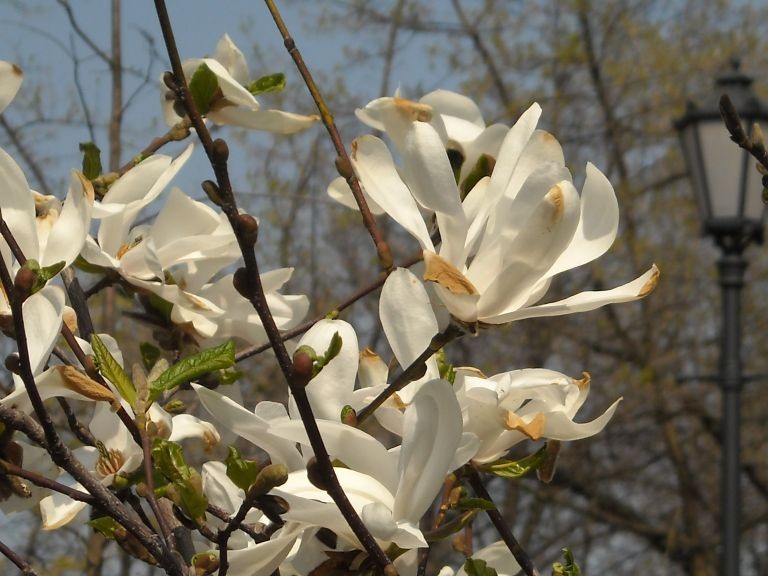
[263,0,392,270]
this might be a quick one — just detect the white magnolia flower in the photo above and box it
[163,34,319,134]
[195,375,465,553]
[456,368,620,464]
[440,540,522,576]
[346,95,658,326]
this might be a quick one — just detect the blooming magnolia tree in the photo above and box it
[0,3,659,575]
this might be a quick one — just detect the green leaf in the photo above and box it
[225,445,260,491]
[479,446,547,479]
[91,334,136,407]
[22,259,66,294]
[189,63,220,115]
[463,558,499,576]
[152,438,191,482]
[149,340,235,401]
[79,142,102,180]
[436,348,456,384]
[457,497,496,511]
[424,509,477,542]
[88,516,122,540]
[139,342,162,372]
[552,548,582,576]
[175,471,208,525]
[247,73,286,96]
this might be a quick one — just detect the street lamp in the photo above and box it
[674,60,768,576]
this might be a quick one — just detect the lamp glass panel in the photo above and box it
[699,120,743,218]
[681,124,710,221]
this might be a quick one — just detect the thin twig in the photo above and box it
[116,118,191,176]
[466,469,540,576]
[263,0,392,270]
[720,94,768,173]
[140,427,174,554]
[207,503,268,543]
[56,397,96,446]
[0,537,38,576]
[0,459,97,505]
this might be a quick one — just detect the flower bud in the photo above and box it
[232,267,250,299]
[340,405,358,427]
[306,457,329,491]
[192,552,219,576]
[163,399,186,414]
[233,213,259,246]
[247,463,289,498]
[256,494,290,524]
[292,350,314,386]
[13,266,37,302]
[4,353,20,375]
[162,71,177,91]
[335,155,354,180]
[211,138,229,163]
[201,180,223,207]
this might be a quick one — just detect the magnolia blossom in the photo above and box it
[82,151,308,343]
[163,34,319,134]
[340,93,658,326]
[456,367,620,464]
[196,377,464,556]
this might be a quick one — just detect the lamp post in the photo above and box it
[674,61,768,576]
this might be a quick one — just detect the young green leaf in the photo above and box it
[90,334,136,407]
[463,558,499,576]
[88,516,122,540]
[152,439,191,482]
[225,445,260,491]
[22,259,66,295]
[149,340,235,400]
[552,548,582,576]
[189,62,220,115]
[79,142,102,180]
[247,72,286,96]
[479,445,547,479]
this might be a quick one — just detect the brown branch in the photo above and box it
[466,469,540,576]
[109,0,122,172]
[116,118,192,176]
[263,0,392,270]
[720,94,768,173]
[0,537,38,576]
[0,458,97,505]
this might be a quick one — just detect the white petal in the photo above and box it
[168,413,220,446]
[393,380,463,523]
[403,122,467,266]
[456,541,522,576]
[0,147,38,260]
[193,384,304,470]
[487,264,659,324]
[327,175,385,215]
[210,106,319,134]
[351,135,434,251]
[202,461,243,514]
[268,418,398,493]
[226,525,300,576]
[477,180,581,319]
[40,172,94,268]
[0,61,23,113]
[542,398,622,440]
[296,319,358,422]
[546,162,619,277]
[380,268,438,368]
[420,89,485,144]
[40,484,88,530]
[213,34,250,85]
[23,285,65,375]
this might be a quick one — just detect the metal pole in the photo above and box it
[717,249,746,576]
